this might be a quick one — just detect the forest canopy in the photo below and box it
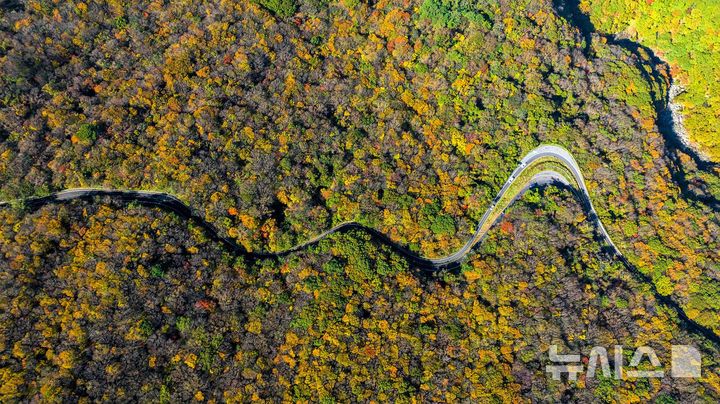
[1,0,720,401]
[584,0,720,160]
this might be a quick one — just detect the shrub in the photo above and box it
[76,123,98,143]
[419,0,491,29]
[176,316,191,333]
[255,0,297,18]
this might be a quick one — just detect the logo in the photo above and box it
[546,344,701,381]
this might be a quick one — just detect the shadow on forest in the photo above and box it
[553,0,720,210]
[2,0,719,350]
[10,179,720,347]
[551,0,720,346]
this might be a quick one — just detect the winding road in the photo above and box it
[0,144,619,269]
[5,143,720,345]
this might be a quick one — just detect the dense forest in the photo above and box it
[1,0,719,401]
[584,0,720,160]
[2,193,719,401]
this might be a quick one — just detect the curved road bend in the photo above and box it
[3,144,719,346]
[0,145,619,269]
